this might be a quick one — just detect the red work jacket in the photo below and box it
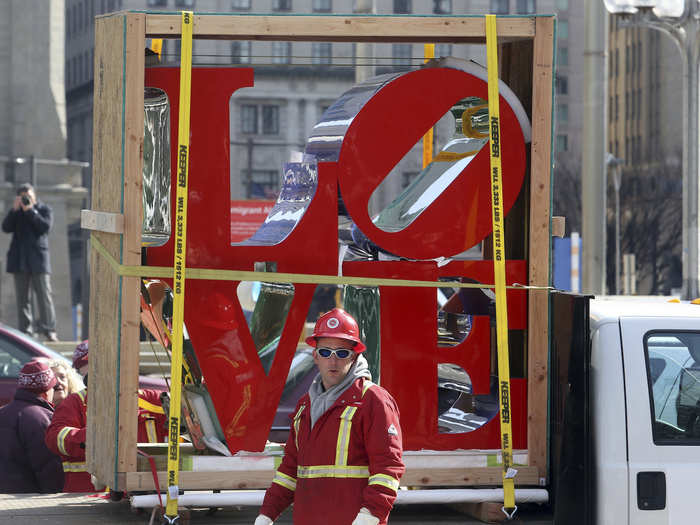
[45,390,93,492]
[45,389,168,492]
[260,378,405,525]
[136,389,168,443]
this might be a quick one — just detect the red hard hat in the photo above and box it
[305,308,366,353]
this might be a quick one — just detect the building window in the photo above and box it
[556,0,568,9]
[312,43,332,65]
[559,20,568,39]
[241,104,281,135]
[231,0,251,8]
[241,105,258,134]
[557,103,568,123]
[262,105,280,135]
[558,46,568,66]
[490,0,508,14]
[313,0,332,12]
[637,88,642,118]
[615,48,619,76]
[231,41,251,64]
[394,0,411,14]
[147,0,168,5]
[273,0,292,11]
[433,0,451,14]
[556,135,568,152]
[516,0,536,14]
[175,0,195,6]
[245,170,279,200]
[556,75,568,95]
[272,42,291,64]
[392,44,412,68]
[435,43,452,58]
[614,94,618,121]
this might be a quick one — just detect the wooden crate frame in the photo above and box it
[86,11,554,491]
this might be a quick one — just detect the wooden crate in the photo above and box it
[85,11,554,492]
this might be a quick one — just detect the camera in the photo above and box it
[20,195,30,206]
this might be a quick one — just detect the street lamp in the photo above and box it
[603,0,700,299]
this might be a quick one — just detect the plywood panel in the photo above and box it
[86,13,126,489]
[117,11,146,478]
[144,13,535,42]
[527,16,555,482]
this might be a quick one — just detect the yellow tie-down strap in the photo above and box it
[90,234,551,292]
[165,10,193,521]
[486,14,517,520]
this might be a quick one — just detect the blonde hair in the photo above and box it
[48,358,84,395]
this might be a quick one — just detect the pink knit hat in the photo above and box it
[72,340,89,370]
[18,360,57,393]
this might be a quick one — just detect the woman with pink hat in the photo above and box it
[0,359,64,493]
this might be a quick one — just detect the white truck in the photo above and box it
[548,294,700,525]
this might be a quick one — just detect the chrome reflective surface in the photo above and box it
[237,159,318,246]
[373,97,489,233]
[142,87,171,247]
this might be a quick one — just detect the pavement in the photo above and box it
[0,493,554,524]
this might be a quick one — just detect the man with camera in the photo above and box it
[2,183,58,341]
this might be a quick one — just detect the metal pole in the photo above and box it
[582,0,609,294]
[682,22,700,299]
[611,5,700,299]
[353,0,376,84]
[614,166,621,294]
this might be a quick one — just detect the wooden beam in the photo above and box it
[126,465,540,491]
[552,216,566,238]
[142,13,536,42]
[87,13,128,490]
[81,209,124,234]
[117,11,147,478]
[527,15,555,483]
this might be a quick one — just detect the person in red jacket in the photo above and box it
[256,308,405,525]
[45,341,168,492]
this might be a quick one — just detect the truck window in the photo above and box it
[645,332,700,445]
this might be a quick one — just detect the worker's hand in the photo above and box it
[351,507,380,525]
[12,195,21,211]
[254,514,273,525]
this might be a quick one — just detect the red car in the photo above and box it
[0,323,166,407]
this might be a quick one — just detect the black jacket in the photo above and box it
[0,388,64,493]
[2,202,52,274]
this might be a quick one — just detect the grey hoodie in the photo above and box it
[308,353,371,428]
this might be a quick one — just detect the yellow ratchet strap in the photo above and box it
[422,43,435,169]
[165,10,193,521]
[485,14,517,520]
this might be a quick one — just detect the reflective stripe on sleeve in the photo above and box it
[62,461,88,473]
[77,390,86,404]
[368,473,400,493]
[361,380,375,397]
[272,470,297,492]
[138,396,165,415]
[297,465,369,479]
[57,426,78,456]
[293,405,305,450]
[335,406,357,466]
[145,418,158,443]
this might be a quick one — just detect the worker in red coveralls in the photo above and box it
[45,341,168,492]
[256,308,405,525]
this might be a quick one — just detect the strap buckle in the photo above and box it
[502,505,518,520]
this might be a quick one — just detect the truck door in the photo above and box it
[620,317,700,524]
